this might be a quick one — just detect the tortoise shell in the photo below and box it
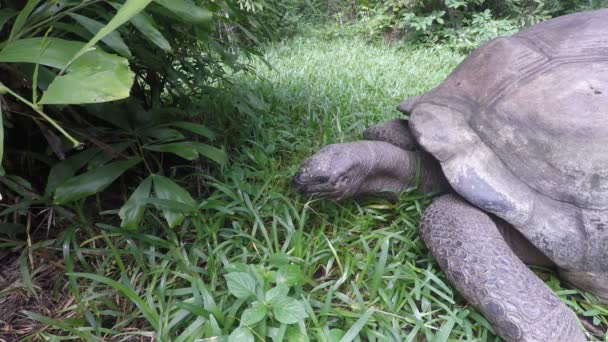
[402,9,608,271]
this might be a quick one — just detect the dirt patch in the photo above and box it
[0,252,70,341]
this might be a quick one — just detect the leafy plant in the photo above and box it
[441,9,518,52]
[0,0,165,146]
[0,0,280,229]
[400,10,446,32]
[0,2,284,338]
[320,0,603,51]
[224,263,309,341]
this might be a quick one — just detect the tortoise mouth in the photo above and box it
[291,173,345,199]
[292,173,317,188]
[292,174,329,188]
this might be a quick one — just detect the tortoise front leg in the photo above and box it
[421,194,585,342]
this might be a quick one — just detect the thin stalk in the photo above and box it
[136,141,154,174]
[0,82,82,148]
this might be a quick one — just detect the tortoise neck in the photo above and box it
[356,141,417,195]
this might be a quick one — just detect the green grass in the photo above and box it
[9,35,608,341]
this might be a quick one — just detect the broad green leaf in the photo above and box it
[224,272,256,299]
[266,327,282,342]
[46,148,101,195]
[130,12,171,51]
[270,297,308,325]
[109,2,171,51]
[276,265,303,287]
[268,253,290,267]
[143,198,194,213]
[51,22,93,40]
[189,142,227,165]
[29,1,67,23]
[151,175,196,207]
[9,0,40,41]
[86,142,132,170]
[228,327,254,342]
[144,142,198,160]
[225,263,250,273]
[53,158,140,204]
[265,285,289,306]
[0,37,70,66]
[338,308,374,342]
[151,175,195,228]
[240,302,267,326]
[0,37,135,105]
[0,223,25,235]
[286,328,310,342]
[65,0,153,69]
[138,127,184,141]
[169,121,215,140]
[0,37,122,69]
[119,176,152,230]
[0,9,17,32]
[69,13,131,57]
[39,54,133,104]
[144,141,226,164]
[154,0,212,24]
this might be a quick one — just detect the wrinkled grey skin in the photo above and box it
[293,9,608,342]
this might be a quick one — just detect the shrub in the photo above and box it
[320,0,607,51]
[0,0,281,234]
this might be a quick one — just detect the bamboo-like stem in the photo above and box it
[0,82,82,149]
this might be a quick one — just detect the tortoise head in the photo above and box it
[292,143,371,200]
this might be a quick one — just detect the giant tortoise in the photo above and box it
[292,9,608,342]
